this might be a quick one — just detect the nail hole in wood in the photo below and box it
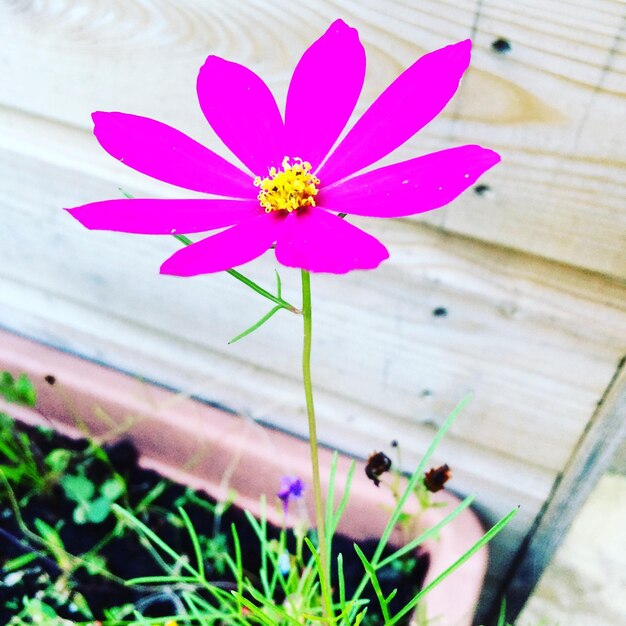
[491,38,512,54]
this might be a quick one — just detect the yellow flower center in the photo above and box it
[254,157,320,213]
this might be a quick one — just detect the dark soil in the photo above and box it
[0,418,428,624]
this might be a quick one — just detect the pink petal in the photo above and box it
[285,19,365,171]
[317,40,472,186]
[92,112,255,198]
[275,208,388,274]
[160,215,279,276]
[66,198,261,234]
[197,56,285,176]
[318,145,500,217]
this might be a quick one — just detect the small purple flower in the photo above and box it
[277,476,304,515]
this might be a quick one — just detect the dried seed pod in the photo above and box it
[424,464,451,492]
[365,451,392,487]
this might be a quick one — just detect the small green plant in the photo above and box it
[1,377,517,624]
[60,471,126,524]
[32,519,75,572]
[199,531,230,575]
[0,412,45,496]
[0,371,37,407]
[108,399,516,626]
[8,597,70,626]
[367,442,453,545]
[0,421,71,503]
[0,372,70,500]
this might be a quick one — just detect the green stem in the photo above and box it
[301,270,333,622]
[172,234,299,313]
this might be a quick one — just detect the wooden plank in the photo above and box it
[486,361,626,625]
[439,0,626,278]
[0,0,625,277]
[1,104,624,466]
[1,109,624,475]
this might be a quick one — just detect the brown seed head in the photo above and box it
[365,451,392,487]
[424,464,451,492]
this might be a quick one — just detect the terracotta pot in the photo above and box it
[0,329,487,625]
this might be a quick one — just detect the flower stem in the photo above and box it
[172,234,299,313]
[301,269,333,621]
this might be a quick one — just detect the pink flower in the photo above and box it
[67,20,499,275]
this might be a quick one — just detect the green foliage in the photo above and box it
[102,399,517,626]
[44,447,72,475]
[0,374,70,502]
[8,598,66,626]
[200,531,230,575]
[389,555,417,575]
[0,371,37,407]
[7,592,93,625]
[228,271,290,344]
[60,473,95,501]
[5,556,95,625]
[33,518,74,571]
[2,393,519,625]
[0,413,46,496]
[60,472,126,524]
[2,551,39,573]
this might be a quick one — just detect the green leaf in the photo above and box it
[228,305,282,344]
[275,269,282,298]
[397,512,413,525]
[0,371,14,391]
[178,506,204,579]
[173,233,194,246]
[33,518,73,571]
[73,503,89,524]
[3,552,38,572]
[83,554,107,576]
[0,372,37,406]
[118,187,135,199]
[70,592,94,619]
[44,448,72,474]
[15,374,37,406]
[28,599,58,618]
[496,597,510,626]
[353,543,391,623]
[112,504,198,576]
[33,518,63,551]
[100,476,125,501]
[85,496,113,523]
[60,473,95,502]
[388,507,518,625]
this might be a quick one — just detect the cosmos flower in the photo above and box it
[67,20,499,275]
[277,476,305,516]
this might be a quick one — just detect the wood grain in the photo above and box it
[492,362,626,624]
[1,0,625,277]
